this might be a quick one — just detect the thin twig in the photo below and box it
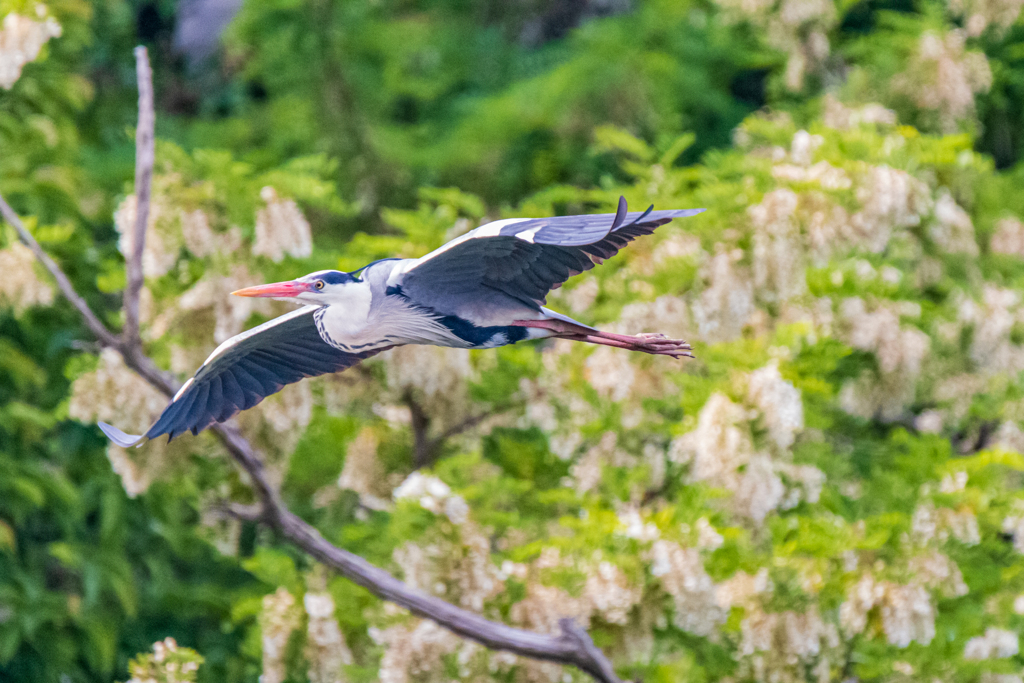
[123,45,155,350]
[406,391,511,469]
[425,409,498,455]
[212,501,266,523]
[0,194,121,350]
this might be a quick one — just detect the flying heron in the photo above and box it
[99,197,704,447]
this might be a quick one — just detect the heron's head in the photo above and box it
[231,270,361,305]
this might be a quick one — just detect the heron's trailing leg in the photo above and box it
[513,319,694,359]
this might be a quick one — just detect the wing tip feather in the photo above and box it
[98,422,146,448]
[611,196,629,230]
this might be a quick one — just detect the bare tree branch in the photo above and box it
[122,45,155,351]
[0,47,627,683]
[207,424,624,680]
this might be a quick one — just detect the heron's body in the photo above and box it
[99,198,704,447]
[307,262,550,353]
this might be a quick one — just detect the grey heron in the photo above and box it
[99,197,704,447]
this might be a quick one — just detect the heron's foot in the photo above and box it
[573,332,693,359]
[589,331,693,358]
[630,332,694,358]
[575,329,693,357]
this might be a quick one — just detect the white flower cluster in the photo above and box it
[688,130,941,358]
[930,190,979,255]
[105,446,154,498]
[179,208,228,258]
[303,591,353,683]
[334,427,392,510]
[893,30,993,132]
[584,345,635,402]
[260,587,302,683]
[750,188,807,303]
[126,638,201,683]
[510,579,592,636]
[748,361,804,449]
[822,95,898,130]
[0,7,62,89]
[647,533,838,681]
[67,349,176,496]
[393,472,470,524]
[960,286,1024,375]
[617,294,690,340]
[508,548,643,637]
[584,560,643,625]
[991,217,1024,256]
[850,165,931,254]
[1002,514,1024,554]
[964,628,1020,660]
[617,506,662,542]
[692,247,755,342]
[911,500,981,546]
[718,567,837,683]
[949,0,1024,36]
[909,550,970,598]
[571,431,635,494]
[373,619,494,683]
[0,240,54,312]
[175,264,273,347]
[670,364,819,522]
[115,193,180,279]
[563,277,599,313]
[714,0,836,91]
[258,584,353,683]
[736,605,839,681]
[771,159,852,190]
[124,197,240,268]
[650,540,728,636]
[840,575,938,647]
[838,298,930,420]
[253,187,313,262]
[69,348,167,434]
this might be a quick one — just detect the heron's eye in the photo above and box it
[315,280,325,290]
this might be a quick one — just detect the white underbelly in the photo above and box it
[316,301,467,351]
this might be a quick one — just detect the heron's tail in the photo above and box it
[98,422,146,448]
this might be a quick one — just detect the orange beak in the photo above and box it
[231,281,312,297]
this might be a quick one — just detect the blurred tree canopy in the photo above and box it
[7,0,1024,682]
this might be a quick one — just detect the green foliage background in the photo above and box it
[5,0,1024,681]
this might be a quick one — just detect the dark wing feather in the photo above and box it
[98,306,382,446]
[395,197,704,315]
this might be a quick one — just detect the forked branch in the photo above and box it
[0,47,626,683]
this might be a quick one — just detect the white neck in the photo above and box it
[318,282,373,340]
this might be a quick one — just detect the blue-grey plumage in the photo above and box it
[98,196,704,447]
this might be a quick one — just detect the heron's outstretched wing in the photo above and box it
[99,306,383,446]
[389,197,704,315]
